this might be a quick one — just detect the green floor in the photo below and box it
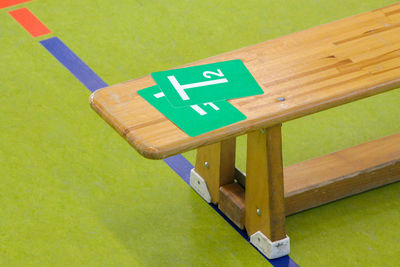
[1,0,399,266]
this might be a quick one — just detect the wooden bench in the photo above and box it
[90,4,400,259]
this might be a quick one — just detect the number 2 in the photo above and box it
[203,69,224,79]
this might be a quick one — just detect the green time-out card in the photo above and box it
[151,59,263,107]
[138,85,246,137]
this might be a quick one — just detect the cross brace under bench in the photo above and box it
[90,3,400,259]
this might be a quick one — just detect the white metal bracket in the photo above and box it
[250,231,290,259]
[189,168,211,203]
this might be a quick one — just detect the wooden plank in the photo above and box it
[245,125,286,240]
[219,183,245,229]
[216,133,400,225]
[90,3,400,159]
[284,133,400,215]
[194,138,236,204]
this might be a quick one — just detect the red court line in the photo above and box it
[9,8,51,37]
[0,0,32,9]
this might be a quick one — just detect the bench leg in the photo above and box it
[190,138,236,204]
[245,124,290,259]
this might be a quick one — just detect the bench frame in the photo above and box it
[189,125,400,258]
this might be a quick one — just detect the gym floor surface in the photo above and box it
[1,0,399,266]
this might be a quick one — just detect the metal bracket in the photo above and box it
[250,231,290,259]
[189,168,211,203]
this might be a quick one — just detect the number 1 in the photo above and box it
[191,102,220,116]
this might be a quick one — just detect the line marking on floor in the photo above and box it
[9,7,51,37]
[40,37,108,92]
[0,0,32,9]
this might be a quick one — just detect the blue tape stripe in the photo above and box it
[163,155,192,185]
[40,37,108,92]
[39,37,299,267]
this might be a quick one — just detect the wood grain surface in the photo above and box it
[219,183,245,229]
[90,3,400,159]
[284,132,400,215]
[245,125,286,240]
[194,138,236,204]
[211,133,400,218]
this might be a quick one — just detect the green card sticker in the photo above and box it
[151,59,263,107]
[138,86,246,137]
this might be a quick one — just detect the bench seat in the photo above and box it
[90,3,400,159]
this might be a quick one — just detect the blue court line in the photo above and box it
[163,154,192,185]
[40,37,107,92]
[39,35,299,267]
